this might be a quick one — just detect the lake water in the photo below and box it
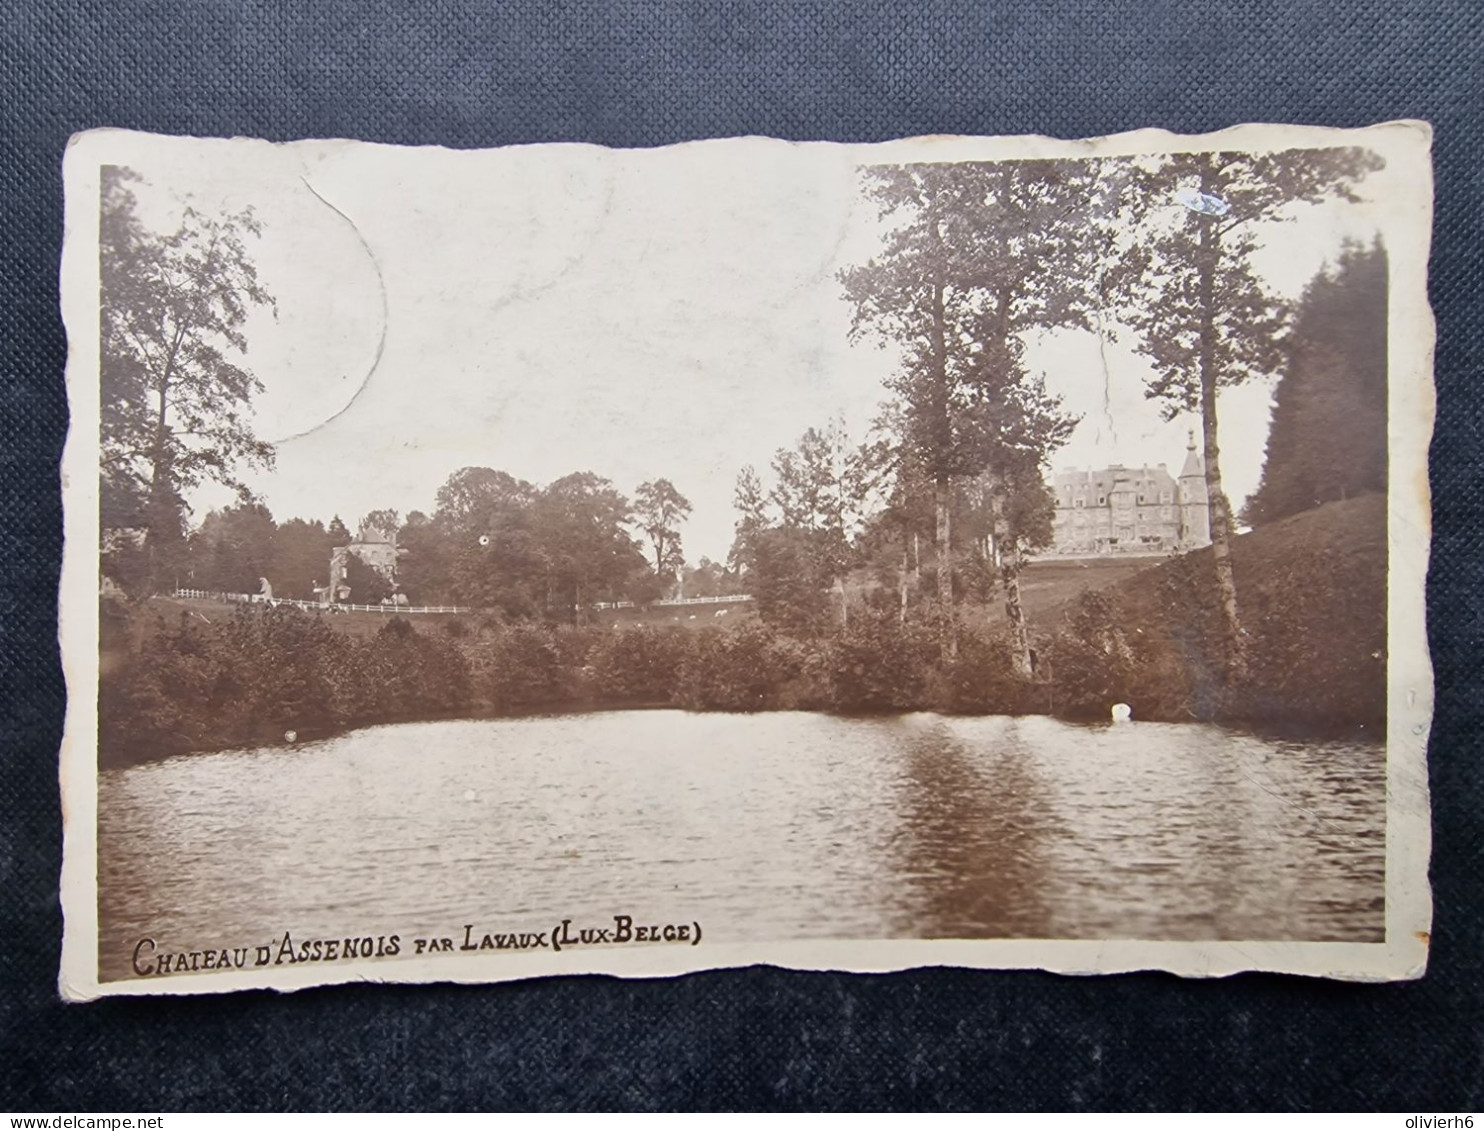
[98,711,1385,981]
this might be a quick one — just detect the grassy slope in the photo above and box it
[1038,492,1389,726]
[966,556,1164,629]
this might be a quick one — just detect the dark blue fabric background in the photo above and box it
[2,0,1480,1111]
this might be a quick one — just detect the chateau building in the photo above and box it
[328,520,405,601]
[1049,434,1211,555]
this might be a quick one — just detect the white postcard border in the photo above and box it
[58,120,1435,1000]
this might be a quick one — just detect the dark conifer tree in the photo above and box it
[1243,242,1388,527]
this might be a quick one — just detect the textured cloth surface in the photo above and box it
[2,0,1480,1111]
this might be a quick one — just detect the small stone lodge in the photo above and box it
[1049,434,1212,556]
[326,520,405,603]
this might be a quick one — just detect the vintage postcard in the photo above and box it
[58,122,1434,999]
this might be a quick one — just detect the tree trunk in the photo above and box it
[899,548,909,626]
[143,323,188,593]
[925,218,957,659]
[934,475,956,657]
[144,378,174,593]
[1197,162,1248,681]
[992,485,1033,678]
[1002,547,1032,678]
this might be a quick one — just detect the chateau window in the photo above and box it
[1162,506,1172,519]
[1097,495,1106,506]
[1161,491,1172,503]
[1138,494,1145,503]
[1075,499,1084,509]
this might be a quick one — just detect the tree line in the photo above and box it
[100,150,1388,711]
[101,491,1388,765]
[154,468,701,618]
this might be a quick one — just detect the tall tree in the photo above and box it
[99,167,277,592]
[839,159,1088,659]
[727,465,772,580]
[536,472,647,623]
[451,504,547,620]
[853,406,936,624]
[770,422,865,626]
[975,376,1075,675]
[1242,241,1388,526]
[750,526,830,634]
[397,469,540,606]
[1115,147,1384,675]
[186,501,277,594]
[394,511,446,605]
[271,517,334,600]
[435,467,534,531]
[341,552,392,604]
[633,478,692,580]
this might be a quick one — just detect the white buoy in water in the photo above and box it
[1111,703,1132,723]
[284,729,298,743]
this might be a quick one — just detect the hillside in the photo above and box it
[1041,493,1389,728]
[967,555,1165,630]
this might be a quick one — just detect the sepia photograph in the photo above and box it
[57,123,1434,998]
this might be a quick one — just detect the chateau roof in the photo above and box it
[1179,431,1205,480]
[1052,463,1177,492]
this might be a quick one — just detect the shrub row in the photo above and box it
[100,558,1383,765]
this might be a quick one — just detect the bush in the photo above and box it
[675,624,802,711]
[471,623,568,710]
[751,528,830,635]
[1042,589,1143,719]
[824,607,937,712]
[340,553,392,604]
[934,628,1041,715]
[360,617,472,720]
[1237,540,1384,726]
[100,604,354,761]
[585,626,689,704]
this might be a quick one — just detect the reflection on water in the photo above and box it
[98,711,1385,980]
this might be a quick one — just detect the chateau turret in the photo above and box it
[1177,429,1211,550]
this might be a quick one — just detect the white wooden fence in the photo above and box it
[592,594,755,611]
[171,589,752,616]
[171,589,471,615]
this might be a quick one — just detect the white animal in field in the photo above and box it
[688,614,696,620]
[714,609,728,617]
[1111,703,1133,723]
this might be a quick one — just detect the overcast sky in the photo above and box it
[127,136,1386,564]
